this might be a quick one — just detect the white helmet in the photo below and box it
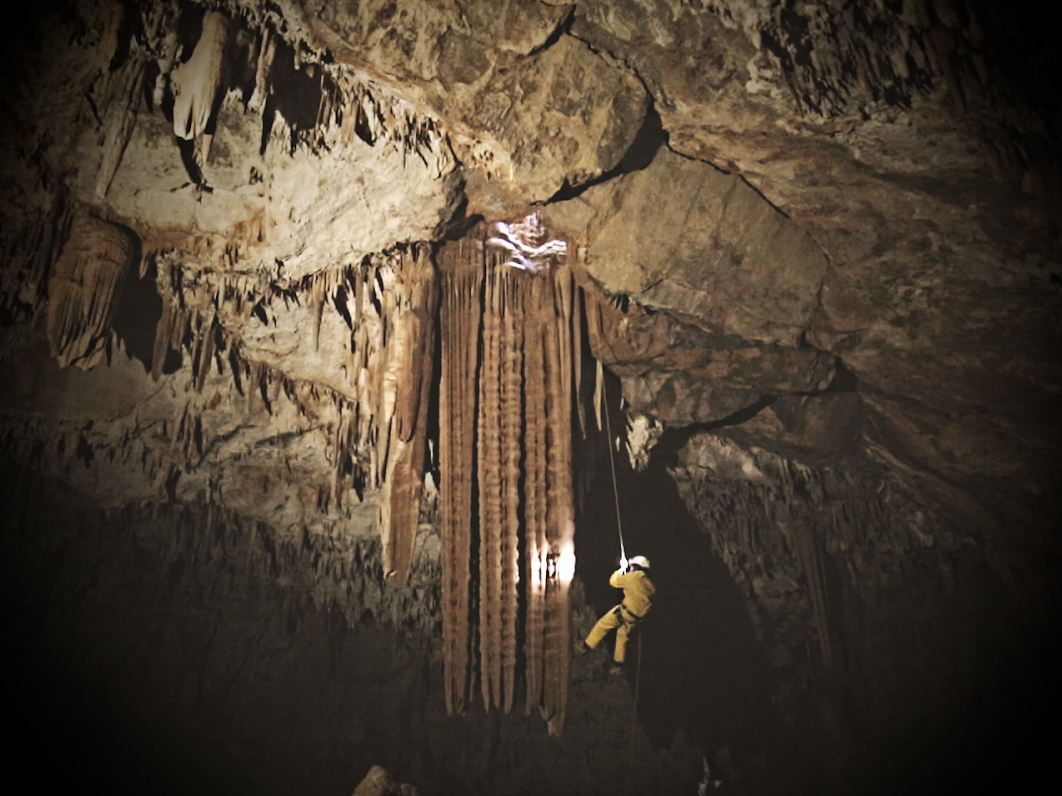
[629,555,650,570]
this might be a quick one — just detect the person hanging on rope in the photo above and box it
[579,555,655,673]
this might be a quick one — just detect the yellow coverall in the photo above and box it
[584,567,655,663]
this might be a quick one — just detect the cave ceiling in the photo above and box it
[1,0,1060,728]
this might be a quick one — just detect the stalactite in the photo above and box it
[498,271,523,714]
[583,293,607,432]
[248,27,276,114]
[380,246,438,582]
[436,218,578,734]
[96,59,146,198]
[523,274,548,716]
[437,236,483,716]
[541,262,576,735]
[786,521,833,669]
[572,278,585,437]
[170,11,231,141]
[46,212,136,369]
[374,263,398,487]
[478,249,504,710]
[193,311,217,392]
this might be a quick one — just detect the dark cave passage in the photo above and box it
[571,398,1062,796]
[630,457,776,767]
[3,477,431,796]
[573,385,776,787]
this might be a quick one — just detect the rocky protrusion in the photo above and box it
[351,764,418,796]
[46,212,136,369]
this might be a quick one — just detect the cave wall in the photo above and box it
[2,1,1060,794]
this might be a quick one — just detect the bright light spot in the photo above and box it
[486,212,567,274]
[556,544,576,585]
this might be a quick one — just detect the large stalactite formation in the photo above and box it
[437,220,578,733]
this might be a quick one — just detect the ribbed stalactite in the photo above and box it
[477,257,528,713]
[498,266,524,713]
[523,277,548,715]
[46,212,136,369]
[437,237,483,716]
[436,220,579,734]
[478,250,504,710]
[540,263,576,735]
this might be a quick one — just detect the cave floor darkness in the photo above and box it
[3,465,698,796]
[5,455,1060,796]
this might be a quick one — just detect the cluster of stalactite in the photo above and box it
[671,435,858,668]
[437,223,580,734]
[1,464,440,646]
[145,246,437,581]
[709,0,999,117]
[8,191,437,579]
[91,4,450,193]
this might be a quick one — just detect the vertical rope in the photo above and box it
[601,375,626,563]
[622,632,644,796]
[600,370,643,796]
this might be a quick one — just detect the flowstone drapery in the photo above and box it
[47,212,136,369]
[437,219,579,734]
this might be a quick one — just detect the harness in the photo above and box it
[616,603,645,625]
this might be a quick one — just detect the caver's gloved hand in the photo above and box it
[619,556,629,573]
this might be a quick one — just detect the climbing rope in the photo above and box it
[601,376,626,563]
[601,374,645,796]
[622,632,644,796]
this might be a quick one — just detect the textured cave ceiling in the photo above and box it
[1,0,1060,791]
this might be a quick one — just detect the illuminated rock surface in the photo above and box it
[1,1,1058,794]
